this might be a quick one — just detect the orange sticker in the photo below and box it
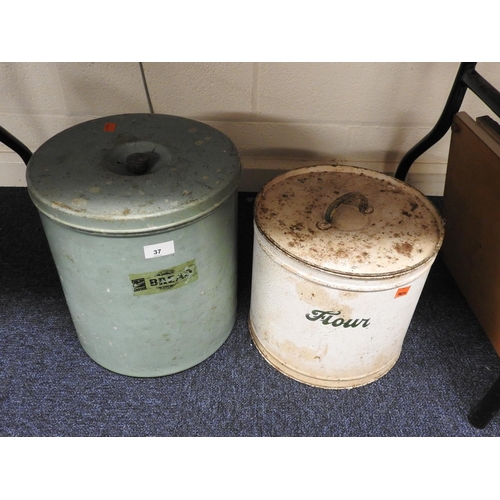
[395,286,411,298]
[103,122,116,132]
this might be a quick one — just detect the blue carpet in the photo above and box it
[1,188,499,436]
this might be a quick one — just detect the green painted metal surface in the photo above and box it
[26,114,241,377]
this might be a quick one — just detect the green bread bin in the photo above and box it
[26,113,241,377]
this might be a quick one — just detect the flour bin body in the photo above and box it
[249,165,444,389]
[26,114,241,377]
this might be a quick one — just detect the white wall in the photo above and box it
[2,62,500,194]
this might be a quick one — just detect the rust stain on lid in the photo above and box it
[254,165,445,278]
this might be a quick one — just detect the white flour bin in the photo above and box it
[249,165,445,389]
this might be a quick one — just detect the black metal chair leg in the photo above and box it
[468,372,500,429]
[0,125,32,165]
[395,63,475,182]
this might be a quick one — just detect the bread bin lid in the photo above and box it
[26,113,241,234]
[254,165,445,278]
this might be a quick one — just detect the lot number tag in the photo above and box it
[143,240,175,259]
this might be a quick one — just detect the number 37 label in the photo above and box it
[143,240,175,259]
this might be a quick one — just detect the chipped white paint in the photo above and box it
[249,165,445,389]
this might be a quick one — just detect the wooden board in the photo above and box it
[442,111,500,356]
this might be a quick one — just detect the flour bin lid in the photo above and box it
[254,165,445,278]
[26,114,241,234]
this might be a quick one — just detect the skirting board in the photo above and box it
[0,152,446,196]
[240,159,446,196]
